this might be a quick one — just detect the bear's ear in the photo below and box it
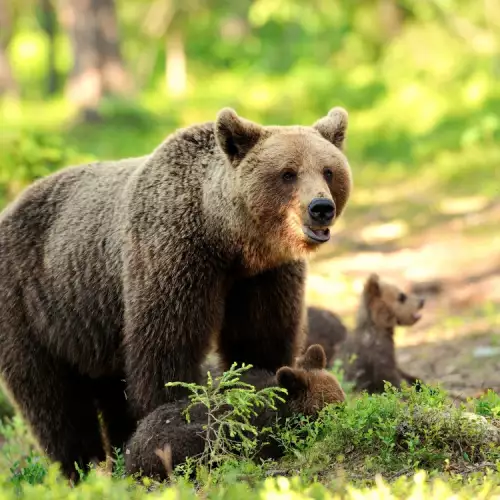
[313,107,348,150]
[296,344,326,371]
[364,273,381,302]
[276,367,307,396]
[215,108,263,165]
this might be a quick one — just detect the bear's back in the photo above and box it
[0,158,146,374]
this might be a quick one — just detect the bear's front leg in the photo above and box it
[123,244,226,418]
[219,260,307,371]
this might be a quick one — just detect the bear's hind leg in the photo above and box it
[0,328,106,481]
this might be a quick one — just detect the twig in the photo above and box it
[155,444,173,480]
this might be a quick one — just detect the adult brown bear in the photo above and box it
[0,107,352,479]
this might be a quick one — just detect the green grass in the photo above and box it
[1,378,500,498]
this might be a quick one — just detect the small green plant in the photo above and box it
[0,415,37,473]
[474,389,500,419]
[166,363,288,478]
[330,358,355,395]
[8,452,49,491]
[112,448,126,479]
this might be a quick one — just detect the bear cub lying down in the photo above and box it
[125,345,344,479]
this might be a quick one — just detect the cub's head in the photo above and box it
[276,344,345,416]
[361,273,425,329]
[215,108,352,264]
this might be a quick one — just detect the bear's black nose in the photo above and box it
[308,198,336,225]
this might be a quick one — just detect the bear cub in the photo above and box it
[339,273,425,393]
[305,307,348,368]
[125,344,345,479]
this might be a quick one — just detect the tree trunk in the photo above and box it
[0,47,17,97]
[37,0,58,95]
[378,0,404,41]
[96,0,130,95]
[58,0,131,119]
[0,0,18,97]
[165,28,186,97]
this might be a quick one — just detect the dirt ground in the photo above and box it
[307,198,500,399]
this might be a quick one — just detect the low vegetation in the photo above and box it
[1,365,500,499]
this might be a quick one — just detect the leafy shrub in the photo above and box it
[165,363,287,479]
[0,131,94,206]
[1,381,500,498]
[275,383,500,481]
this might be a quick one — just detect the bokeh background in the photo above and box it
[0,0,499,417]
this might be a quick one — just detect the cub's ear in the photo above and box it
[215,108,262,165]
[276,367,307,396]
[296,344,326,370]
[364,273,381,302]
[313,107,348,150]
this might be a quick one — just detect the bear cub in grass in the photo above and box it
[339,273,425,393]
[0,107,352,479]
[125,345,345,480]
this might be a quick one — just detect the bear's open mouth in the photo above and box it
[303,226,330,243]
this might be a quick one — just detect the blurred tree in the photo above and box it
[377,0,405,41]
[142,0,210,97]
[0,0,18,97]
[58,0,132,120]
[35,0,58,95]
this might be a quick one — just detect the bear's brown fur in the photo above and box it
[125,345,345,479]
[304,306,348,368]
[0,108,352,479]
[339,274,425,393]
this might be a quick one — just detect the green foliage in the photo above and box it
[0,416,38,472]
[2,462,500,499]
[475,390,500,419]
[0,130,93,206]
[8,453,49,491]
[275,383,500,481]
[0,392,14,422]
[1,384,500,497]
[165,363,287,478]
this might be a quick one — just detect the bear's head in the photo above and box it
[215,108,352,268]
[275,344,345,416]
[360,273,425,329]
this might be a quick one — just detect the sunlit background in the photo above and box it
[0,0,499,414]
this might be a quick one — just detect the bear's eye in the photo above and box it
[323,168,334,182]
[398,293,407,303]
[281,170,297,184]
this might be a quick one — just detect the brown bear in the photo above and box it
[339,274,425,393]
[125,344,345,480]
[304,307,348,368]
[0,107,352,479]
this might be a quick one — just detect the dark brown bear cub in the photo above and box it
[340,273,425,393]
[125,345,345,480]
[305,307,348,368]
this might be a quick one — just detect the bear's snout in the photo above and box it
[308,198,336,226]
